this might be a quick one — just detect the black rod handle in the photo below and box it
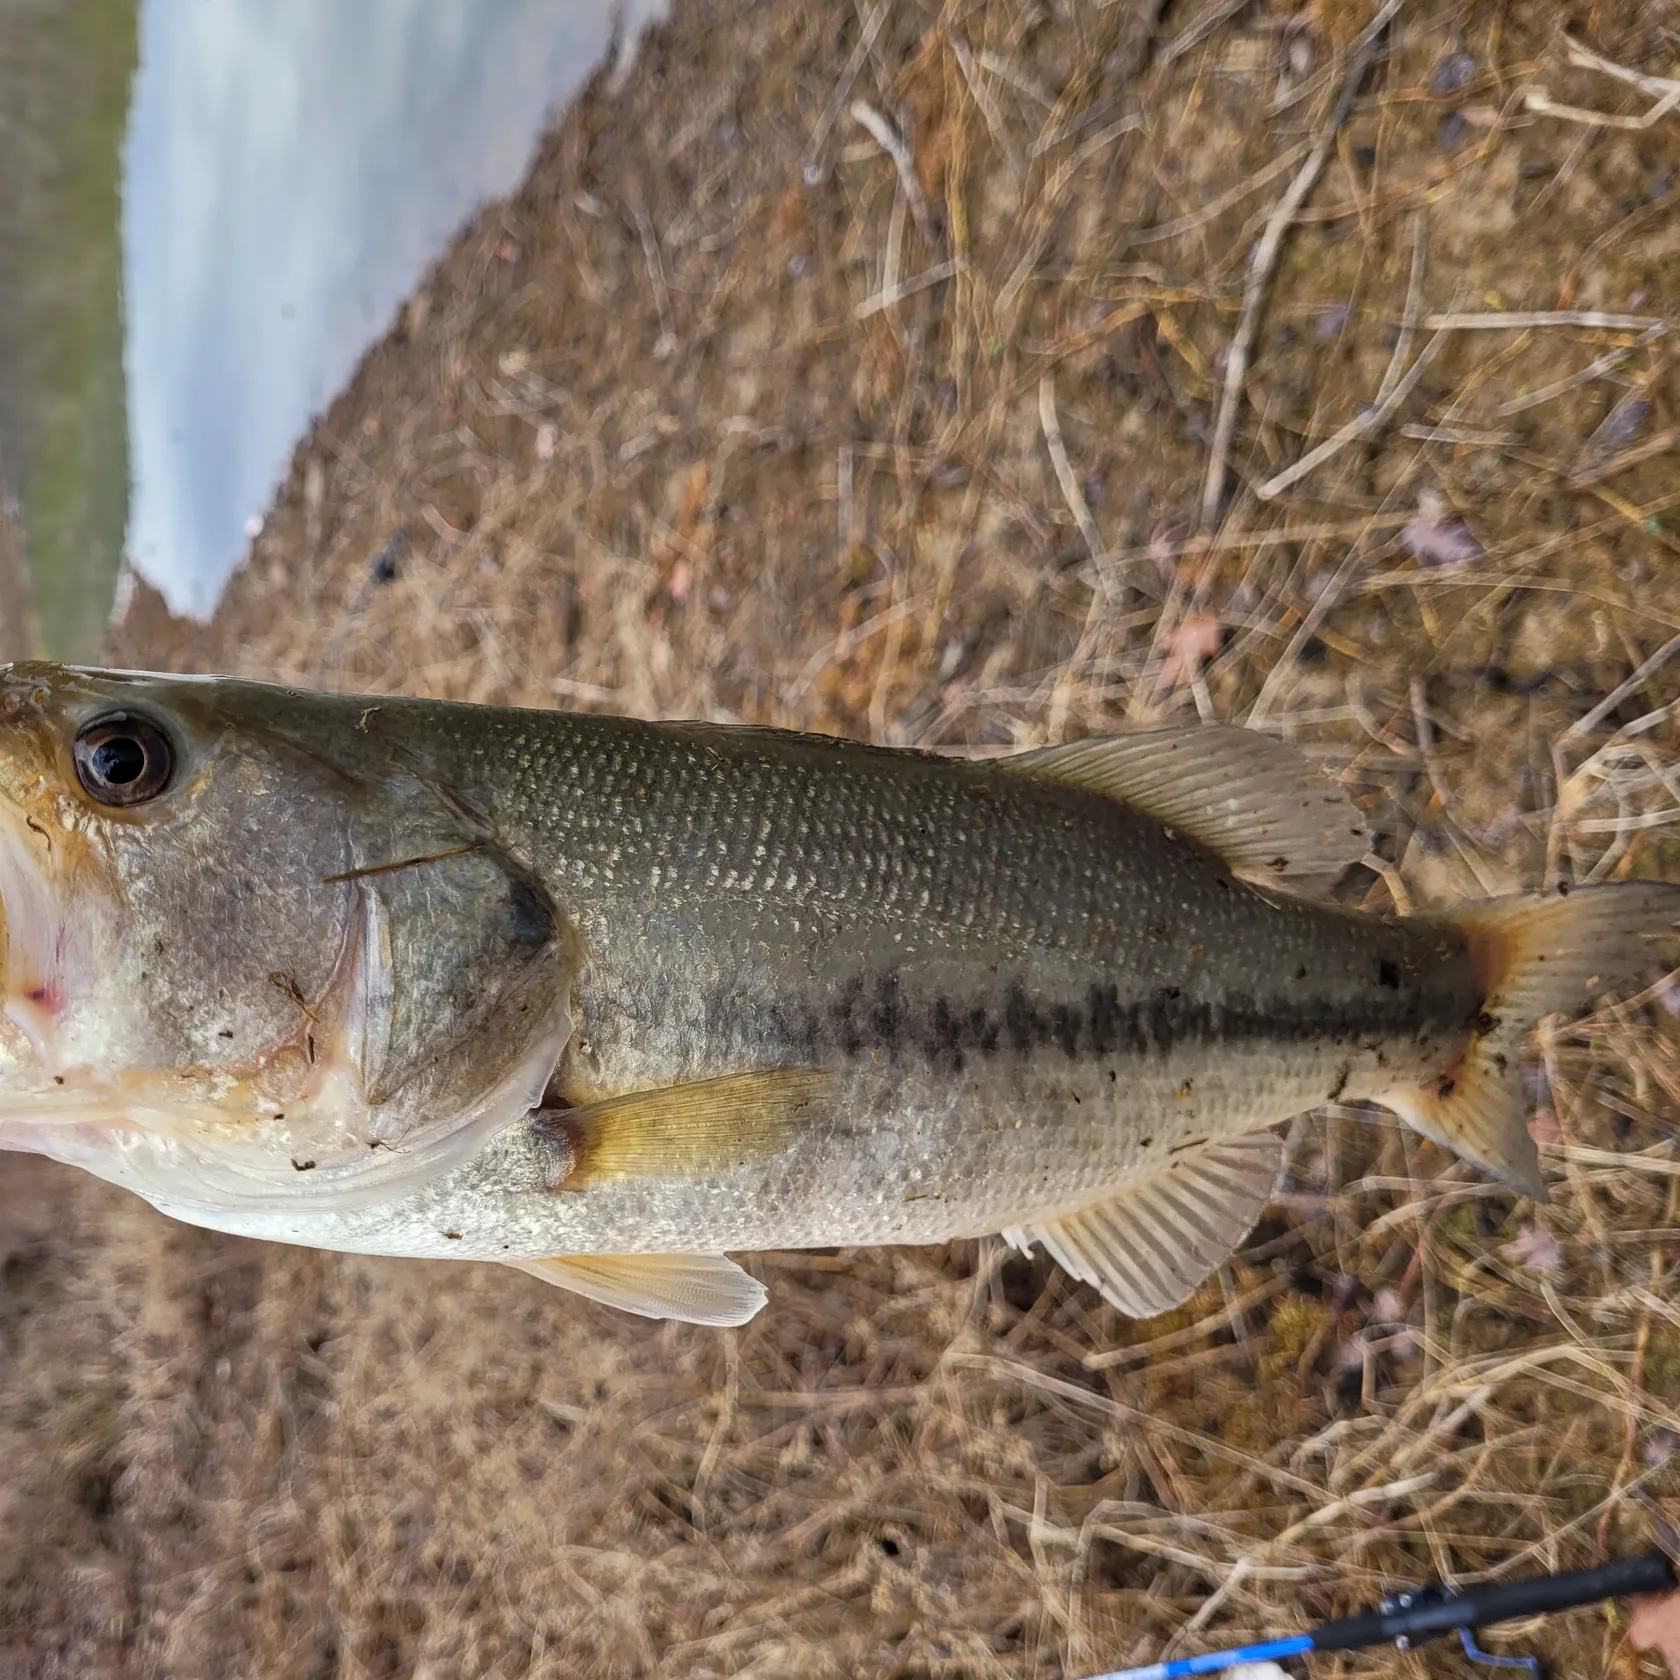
[1311,1552,1676,1654]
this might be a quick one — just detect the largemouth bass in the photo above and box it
[0,664,1672,1326]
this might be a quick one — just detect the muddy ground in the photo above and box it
[7,0,1680,1674]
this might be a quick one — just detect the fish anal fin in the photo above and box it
[1004,727,1366,891]
[534,1068,837,1189]
[1380,880,1680,1201]
[505,1253,767,1326]
[1004,1131,1283,1321]
[1384,1055,1548,1203]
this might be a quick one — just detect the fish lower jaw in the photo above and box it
[1,994,575,1224]
[0,796,157,1086]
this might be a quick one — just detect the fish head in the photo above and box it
[0,664,573,1219]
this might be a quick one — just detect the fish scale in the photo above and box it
[264,707,1475,1252]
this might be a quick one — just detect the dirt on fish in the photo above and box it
[6,0,1679,1675]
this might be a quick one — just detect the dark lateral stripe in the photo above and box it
[753,970,1480,1071]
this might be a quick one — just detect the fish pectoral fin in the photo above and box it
[1004,1131,1283,1320]
[505,1253,768,1326]
[535,1068,837,1189]
[1003,728,1366,891]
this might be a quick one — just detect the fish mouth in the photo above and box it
[0,799,571,1218]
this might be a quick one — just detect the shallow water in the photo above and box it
[124,0,664,622]
[1,0,661,652]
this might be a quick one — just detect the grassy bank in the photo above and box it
[0,0,137,658]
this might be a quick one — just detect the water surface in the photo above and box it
[0,0,661,652]
[125,0,663,621]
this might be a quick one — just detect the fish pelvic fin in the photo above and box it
[505,1253,767,1326]
[1383,881,1680,1201]
[534,1068,838,1190]
[1004,1130,1282,1320]
[1002,726,1366,892]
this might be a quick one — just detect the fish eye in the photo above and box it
[72,714,176,807]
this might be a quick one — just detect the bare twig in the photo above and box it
[1038,374,1111,600]
[1559,630,1680,745]
[948,32,1021,171]
[1398,424,1518,446]
[1524,86,1680,131]
[1256,325,1448,500]
[1421,309,1668,331]
[1495,326,1666,416]
[1159,0,1253,68]
[1129,142,1312,245]
[1200,0,1403,528]
[802,0,890,181]
[855,257,963,319]
[850,100,935,240]
[631,205,678,360]
[1562,32,1680,99]
[1257,217,1436,500]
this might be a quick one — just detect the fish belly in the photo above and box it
[196,981,1441,1264]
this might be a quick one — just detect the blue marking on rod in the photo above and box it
[1079,1631,1314,1680]
[1457,1627,1541,1676]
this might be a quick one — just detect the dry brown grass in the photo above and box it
[7,0,1680,1675]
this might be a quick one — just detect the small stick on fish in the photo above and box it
[1200,0,1403,529]
[321,843,484,885]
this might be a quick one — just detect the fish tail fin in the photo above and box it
[1384,882,1680,1201]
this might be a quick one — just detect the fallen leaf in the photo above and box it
[1402,489,1485,567]
[1157,613,1223,689]
[1527,1107,1564,1146]
[1502,1224,1565,1273]
[1630,1590,1680,1676]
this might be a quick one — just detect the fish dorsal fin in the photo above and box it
[1002,727,1367,890]
[505,1253,767,1326]
[1004,1131,1283,1320]
[535,1069,838,1190]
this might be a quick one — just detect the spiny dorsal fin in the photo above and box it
[1002,726,1366,891]
[1003,1131,1283,1319]
[1378,879,1680,1202]
[535,1068,837,1190]
[506,1253,767,1325]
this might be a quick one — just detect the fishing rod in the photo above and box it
[1082,1550,1675,1680]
